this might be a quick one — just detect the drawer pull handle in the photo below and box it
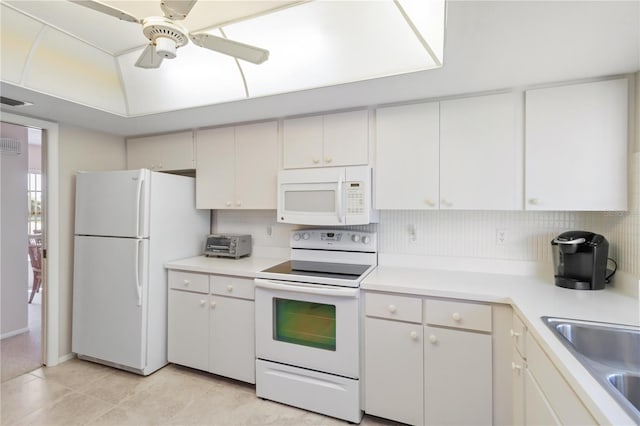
[410,331,418,341]
[183,280,190,286]
[388,304,397,314]
[428,334,438,344]
[510,329,521,338]
[452,312,461,322]
[227,285,233,292]
[210,301,216,309]
[511,362,523,372]
[199,299,206,307]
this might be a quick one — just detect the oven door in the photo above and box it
[255,278,360,378]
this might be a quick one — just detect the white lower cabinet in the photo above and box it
[168,271,255,383]
[424,326,492,425]
[364,293,494,425]
[364,317,424,425]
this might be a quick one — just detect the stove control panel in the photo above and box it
[291,229,377,252]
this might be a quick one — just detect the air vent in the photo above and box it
[0,96,33,107]
[0,138,22,154]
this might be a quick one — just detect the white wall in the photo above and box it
[57,126,125,357]
[1,122,29,337]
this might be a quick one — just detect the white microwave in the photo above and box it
[277,166,378,226]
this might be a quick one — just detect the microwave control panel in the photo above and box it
[346,181,365,214]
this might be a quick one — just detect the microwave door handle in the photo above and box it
[337,174,344,223]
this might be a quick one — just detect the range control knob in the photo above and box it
[292,233,301,241]
[362,236,371,245]
[351,234,361,243]
[302,232,310,240]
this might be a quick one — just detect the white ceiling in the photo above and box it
[1,0,639,137]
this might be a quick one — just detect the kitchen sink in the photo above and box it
[542,317,640,423]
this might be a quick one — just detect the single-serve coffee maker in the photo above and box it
[551,231,616,290]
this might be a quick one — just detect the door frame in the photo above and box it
[2,112,59,366]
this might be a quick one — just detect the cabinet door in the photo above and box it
[440,93,522,210]
[364,317,423,425]
[323,110,369,167]
[375,102,440,209]
[235,121,278,209]
[195,127,235,209]
[209,296,255,383]
[513,347,526,425]
[282,115,323,169]
[524,368,561,425]
[424,326,492,425]
[168,289,209,371]
[525,78,628,210]
[127,131,194,171]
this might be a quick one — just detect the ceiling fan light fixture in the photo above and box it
[155,36,177,59]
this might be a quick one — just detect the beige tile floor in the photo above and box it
[1,359,398,425]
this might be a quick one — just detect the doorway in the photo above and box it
[0,123,44,381]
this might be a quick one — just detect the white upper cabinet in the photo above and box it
[283,110,369,169]
[196,121,278,209]
[126,131,194,171]
[525,78,628,211]
[440,92,523,210]
[375,102,440,209]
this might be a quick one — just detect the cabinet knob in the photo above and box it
[183,280,190,286]
[236,201,242,207]
[424,199,436,207]
[227,285,233,292]
[441,199,453,208]
[452,312,461,322]
[158,163,164,169]
[529,198,541,206]
[199,299,206,307]
[226,201,232,207]
[511,362,523,372]
[428,334,438,344]
[325,157,332,164]
[210,301,216,309]
[510,329,521,338]
[312,158,320,164]
[388,304,397,314]
[410,331,419,341]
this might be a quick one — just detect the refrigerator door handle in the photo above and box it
[135,170,145,238]
[135,239,143,307]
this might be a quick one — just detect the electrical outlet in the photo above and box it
[496,228,508,245]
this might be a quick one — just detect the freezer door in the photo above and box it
[72,236,149,370]
[75,169,150,238]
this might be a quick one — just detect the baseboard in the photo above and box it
[0,327,29,340]
[55,353,76,366]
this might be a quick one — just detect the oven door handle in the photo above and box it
[255,278,359,298]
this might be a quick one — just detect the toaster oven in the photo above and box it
[204,234,251,258]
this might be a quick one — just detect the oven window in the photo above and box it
[274,298,336,351]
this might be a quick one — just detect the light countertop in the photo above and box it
[165,255,286,278]
[362,266,640,425]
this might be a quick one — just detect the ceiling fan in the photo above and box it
[69,0,269,69]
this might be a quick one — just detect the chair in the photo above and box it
[28,234,43,303]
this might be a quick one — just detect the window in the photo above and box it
[27,172,42,234]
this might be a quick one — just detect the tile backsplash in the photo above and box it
[215,153,639,277]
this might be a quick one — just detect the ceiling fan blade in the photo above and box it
[68,0,140,23]
[135,44,164,69]
[190,33,269,65]
[161,0,198,20]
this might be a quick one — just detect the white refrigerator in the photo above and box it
[72,169,209,375]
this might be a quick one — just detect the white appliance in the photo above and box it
[277,166,378,226]
[72,169,209,376]
[254,229,378,423]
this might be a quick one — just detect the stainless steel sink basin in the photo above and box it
[542,317,640,423]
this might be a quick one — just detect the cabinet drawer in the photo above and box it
[211,275,254,300]
[365,293,422,323]
[168,271,209,293]
[425,299,492,332]
[512,313,527,357]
